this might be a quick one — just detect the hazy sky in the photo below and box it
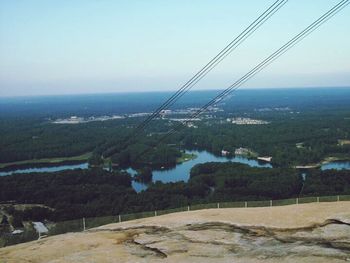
[0,0,349,96]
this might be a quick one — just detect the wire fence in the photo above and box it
[1,194,350,248]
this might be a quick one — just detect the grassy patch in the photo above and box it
[0,152,92,169]
[176,152,197,164]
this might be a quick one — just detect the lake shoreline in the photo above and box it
[295,156,350,169]
[2,152,350,173]
[1,151,350,191]
[0,152,92,170]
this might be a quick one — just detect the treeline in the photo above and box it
[178,114,350,167]
[302,169,350,196]
[1,109,349,169]
[0,119,104,162]
[0,169,134,220]
[109,143,181,168]
[189,162,302,201]
[0,117,141,163]
[0,164,349,222]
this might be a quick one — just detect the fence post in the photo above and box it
[217,203,220,209]
[187,205,190,211]
[337,195,340,202]
[83,217,86,231]
[270,200,272,207]
[317,197,319,203]
[154,210,157,216]
[296,198,299,205]
[245,201,247,208]
[118,214,121,223]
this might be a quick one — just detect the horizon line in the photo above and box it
[1,86,350,99]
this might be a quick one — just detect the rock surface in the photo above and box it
[1,202,350,262]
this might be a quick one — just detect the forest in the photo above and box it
[0,164,349,222]
[0,89,350,225]
[1,88,350,169]
[1,109,349,169]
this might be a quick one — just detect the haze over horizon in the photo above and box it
[1,0,349,97]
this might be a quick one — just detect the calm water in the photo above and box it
[321,161,350,171]
[1,151,349,193]
[128,151,350,192]
[127,150,272,192]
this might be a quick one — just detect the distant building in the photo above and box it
[12,229,24,235]
[257,156,272,162]
[227,117,269,125]
[186,122,198,128]
[160,110,172,118]
[33,222,49,239]
[221,150,230,156]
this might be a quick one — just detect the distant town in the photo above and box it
[227,117,270,125]
[52,106,223,125]
[52,115,126,124]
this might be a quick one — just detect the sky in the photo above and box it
[0,0,349,97]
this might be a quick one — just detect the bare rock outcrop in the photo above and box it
[1,202,350,262]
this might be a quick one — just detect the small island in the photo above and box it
[176,152,197,164]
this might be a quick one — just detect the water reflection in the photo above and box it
[128,150,272,192]
[321,161,350,171]
[1,151,349,193]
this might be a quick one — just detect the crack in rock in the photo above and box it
[89,218,350,260]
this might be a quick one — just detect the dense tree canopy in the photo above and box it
[0,165,349,221]
[0,89,349,224]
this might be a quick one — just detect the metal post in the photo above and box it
[187,205,190,211]
[245,201,247,208]
[296,198,299,205]
[270,200,272,207]
[154,210,157,216]
[337,195,340,202]
[83,217,86,231]
[118,214,121,223]
[217,203,220,209]
[317,197,319,203]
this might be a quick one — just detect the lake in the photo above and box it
[128,150,272,192]
[321,161,350,171]
[1,151,349,193]
[0,150,271,191]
